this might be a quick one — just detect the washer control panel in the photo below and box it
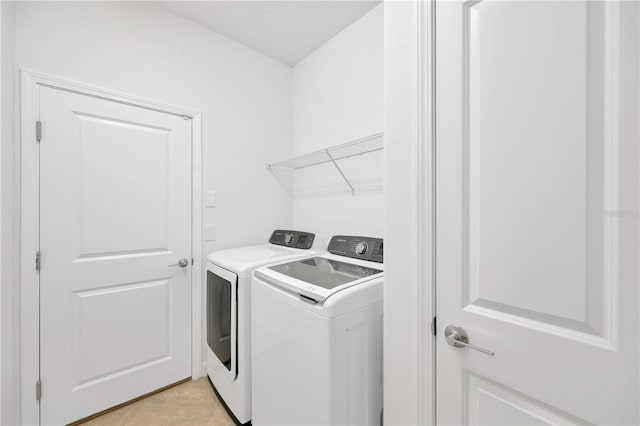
[328,236,383,263]
[269,230,316,249]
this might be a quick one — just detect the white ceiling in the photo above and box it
[159,1,380,66]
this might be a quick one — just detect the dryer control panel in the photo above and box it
[328,236,383,263]
[269,230,316,249]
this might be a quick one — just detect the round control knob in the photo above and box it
[284,233,294,244]
[355,242,368,255]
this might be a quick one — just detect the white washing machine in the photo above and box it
[251,235,384,426]
[206,230,325,424]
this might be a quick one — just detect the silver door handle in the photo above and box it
[169,258,189,268]
[444,324,495,356]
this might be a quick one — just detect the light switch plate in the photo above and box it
[206,225,216,241]
[204,191,216,208]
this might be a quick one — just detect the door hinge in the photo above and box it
[431,316,437,336]
[191,258,194,265]
[35,251,41,272]
[36,121,42,142]
[36,379,42,401]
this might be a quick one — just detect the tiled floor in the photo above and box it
[79,378,235,426]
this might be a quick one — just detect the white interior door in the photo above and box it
[435,1,639,424]
[39,86,192,424]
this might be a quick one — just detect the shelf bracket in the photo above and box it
[325,149,354,195]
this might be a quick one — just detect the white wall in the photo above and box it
[1,2,18,424]
[6,2,293,423]
[290,4,383,240]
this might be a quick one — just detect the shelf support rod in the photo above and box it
[325,149,354,195]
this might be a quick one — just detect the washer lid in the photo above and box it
[268,257,381,290]
[256,255,383,302]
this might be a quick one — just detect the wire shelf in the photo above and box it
[265,132,384,194]
[266,133,383,170]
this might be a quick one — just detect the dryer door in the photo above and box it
[206,263,238,379]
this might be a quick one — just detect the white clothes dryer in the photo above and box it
[206,230,325,424]
[251,235,384,426]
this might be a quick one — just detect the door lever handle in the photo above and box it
[444,324,494,356]
[169,258,189,268]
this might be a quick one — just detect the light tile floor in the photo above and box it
[79,378,235,426]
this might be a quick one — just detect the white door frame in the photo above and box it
[20,70,203,424]
[383,0,435,425]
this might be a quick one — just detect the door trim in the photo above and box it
[384,0,436,425]
[417,2,436,424]
[383,1,436,425]
[20,69,204,425]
